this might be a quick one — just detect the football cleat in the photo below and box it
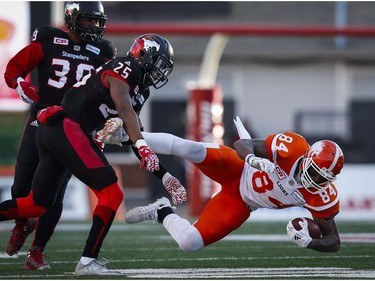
[125,197,173,224]
[75,259,121,276]
[24,247,50,270]
[6,218,38,256]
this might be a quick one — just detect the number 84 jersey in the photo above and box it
[239,131,340,219]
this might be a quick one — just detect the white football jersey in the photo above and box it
[239,132,340,218]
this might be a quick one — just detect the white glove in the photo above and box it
[96,117,129,146]
[233,116,251,139]
[245,154,275,173]
[162,173,187,204]
[286,218,313,248]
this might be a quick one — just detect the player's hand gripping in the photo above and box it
[96,117,129,146]
[162,173,187,204]
[16,77,39,103]
[286,218,312,248]
[245,154,275,173]
[136,139,160,172]
[233,116,275,173]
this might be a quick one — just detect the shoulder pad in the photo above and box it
[31,26,66,42]
[98,38,117,60]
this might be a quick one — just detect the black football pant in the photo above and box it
[11,112,71,249]
[33,117,123,258]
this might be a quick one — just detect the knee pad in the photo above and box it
[16,192,46,218]
[95,182,123,211]
[177,226,204,252]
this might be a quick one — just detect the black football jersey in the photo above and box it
[61,56,150,134]
[30,26,115,113]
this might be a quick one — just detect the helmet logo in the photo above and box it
[142,38,160,52]
[67,2,79,12]
[311,142,323,152]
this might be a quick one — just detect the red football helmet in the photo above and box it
[300,140,344,194]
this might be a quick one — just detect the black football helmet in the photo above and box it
[64,1,106,43]
[128,34,174,89]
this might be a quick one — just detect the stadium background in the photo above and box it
[0,1,374,221]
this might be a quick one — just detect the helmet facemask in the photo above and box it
[143,55,174,89]
[73,14,106,42]
[300,157,336,194]
[299,140,344,194]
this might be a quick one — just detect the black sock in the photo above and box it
[157,207,175,223]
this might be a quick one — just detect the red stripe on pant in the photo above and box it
[85,182,123,257]
[0,192,46,220]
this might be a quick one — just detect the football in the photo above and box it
[291,217,322,239]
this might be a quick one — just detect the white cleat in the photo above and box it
[74,258,121,276]
[125,197,173,224]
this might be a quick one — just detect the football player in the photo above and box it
[4,1,186,271]
[4,1,115,270]
[120,117,344,253]
[0,33,176,275]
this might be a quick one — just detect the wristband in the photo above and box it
[135,139,147,149]
[245,154,255,164]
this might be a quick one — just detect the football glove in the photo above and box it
[16,77,39,103]
[245,154,275,173]
[233,116,251,139]
[137,141,160,172]
[162,173,187,204]
[36,105,66,125]
[286,218,312,248]
[96,117,129,146]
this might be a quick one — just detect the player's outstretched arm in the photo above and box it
[286,216,340,252]
[308,217,340,252]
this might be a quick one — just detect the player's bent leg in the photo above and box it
[82,182,123,259]
[6,218,37,256]
[7,122,40,256]
[24,246,50,270]
[25,187,65,269]
[1,193,45,255]
[193,190,251,247]
[76,183,123,276]
[0,192,46,221]
[31,171,70,251]
[125,197,204,251]
[162,213,204,251]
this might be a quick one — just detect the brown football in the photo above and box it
[292,217,322,239]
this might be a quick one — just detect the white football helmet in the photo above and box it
[300,140,344,194]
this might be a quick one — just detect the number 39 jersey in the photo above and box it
[4,26,116,114]
[239,132,340,219]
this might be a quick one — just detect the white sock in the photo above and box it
[142,132,207,163]
[80,256,95,265]
[163,213,204,251]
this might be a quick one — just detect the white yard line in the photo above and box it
[0,267,375,279]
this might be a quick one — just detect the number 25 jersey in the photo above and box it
[239,132,340,219]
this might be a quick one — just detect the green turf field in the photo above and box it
[1,220,374,279]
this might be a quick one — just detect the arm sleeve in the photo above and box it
[4,42,44,88]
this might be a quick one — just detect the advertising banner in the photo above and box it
[0,2,29,111]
